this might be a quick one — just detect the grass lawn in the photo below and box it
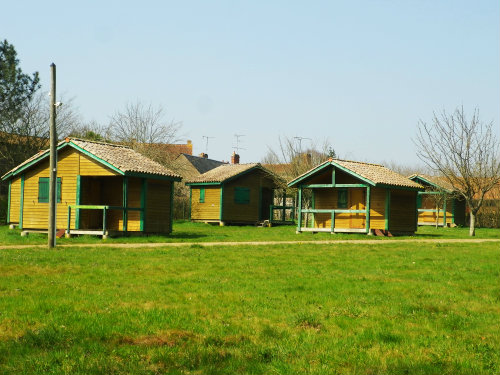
[0,221,499,246]
[0,241,499,374]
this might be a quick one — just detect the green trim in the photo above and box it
[186,182,221,186]
[311,190,315,228]
[333,183,368,188]
[122,176,128,232]
[7,180,11,223]
[385,189,391,231]
[418,191,444,195]
[452,199,456,224]
[332,168,335,185]
[125,171,181,182]
[409,175,453,194]
[169,181,174,234]
[234,187,250,204]
[443,198,447,227]
[297,187,303,231]
[288,161,332,187]
[19,175,25,229]
[330,162,376,186]
[140,178,147,231]
[69,142,124,175]
[75,175,81,229]
[303,184,334,188]
[365,186,371,233]
[376,183,423,192]
[188,187,192,219]
[219,185,224,221]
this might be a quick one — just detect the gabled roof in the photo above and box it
[1,138,182,181]
[408,174,454,193]
[185,163,282,185]
[180,154,226,174]
[288,159,422,189]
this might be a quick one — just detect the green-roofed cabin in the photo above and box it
[287,159,424,236]
[1,138,181,237]
[186,163,283,225]
[409,174,466,227]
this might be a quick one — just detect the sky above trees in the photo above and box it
[3,0,499,166]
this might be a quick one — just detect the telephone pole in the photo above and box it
[48,63,57,248]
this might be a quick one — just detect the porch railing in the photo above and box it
[269,205,295,223]
[299,208,369,233]
[67,205,143,236]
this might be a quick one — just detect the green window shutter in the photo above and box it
[337,188,348,208]
[234,187,250,204]
[38,178,49,203]
[57,177,62,203]
[38,177,62,203]
[199,188,205,203]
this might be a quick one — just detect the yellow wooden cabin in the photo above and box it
[408,174,466,227]
[186,163,282,225]
[287,159,424,235]
[2,138,181,237]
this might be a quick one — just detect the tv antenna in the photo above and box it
[294,136,312,152]
[233,134,246,153]
[202,135,215,153]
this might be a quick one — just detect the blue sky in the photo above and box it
[4,0,499,166]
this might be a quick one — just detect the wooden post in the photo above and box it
[122,176,128,232]
[365,186,371,234]
[282,190,286,221]
[297,186,303,232]
[48,63,57,248]
[385,189,391,231]
[75,176,81,229]
[443,196,447,227]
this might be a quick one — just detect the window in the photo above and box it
[38,177,61,203]
[234,187,250,204]
[337,188,347,208]
[199,188,205,203]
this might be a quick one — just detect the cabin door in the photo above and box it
[260,187,273,220]
[349,188,366,228]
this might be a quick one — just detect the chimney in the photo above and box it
[199,152,208,158]
[231,151,240,164]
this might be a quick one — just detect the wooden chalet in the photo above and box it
[2,138,181,237]
[287,159,423,235]
[186,163,283,225]
[409,174,466,227]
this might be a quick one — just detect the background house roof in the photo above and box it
[288,159,422,189]
[186,163,283,184]
[2,138,182,180]
[408,174,455,192]
[180,154,226,174]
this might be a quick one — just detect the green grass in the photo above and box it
[0,221,499,246]
[0,241,499,374]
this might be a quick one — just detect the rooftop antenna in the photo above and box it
[233,134,246,153]
[293,136,312,152]
[202,135,215,153]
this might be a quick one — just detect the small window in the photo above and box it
[199,188,205,203]
[38,177,61,203]
[234,187,250,204]
[337,188,347,208]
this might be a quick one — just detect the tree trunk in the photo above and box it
[469,211,476,236]
[435,207,440,228]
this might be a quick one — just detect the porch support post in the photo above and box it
[297,186,303,232]
[331,211,335,233]
[451,198,455,225]
[443,195,447,227]
[67,206,71,234]
[7,180,11,224]
[75,175,81,229]
[332,167,336,185]
[19,174,25,229]
[140,178,147,231]
[311,190,315,228]
[365,185,371,234]
[188,187,192,220]
[122,176,128,232]
[385,189,391,231]
[282,190,286,221]
[219,184,224,224]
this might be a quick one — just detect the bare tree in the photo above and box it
[415,107,500,236]
[108,101,182,166]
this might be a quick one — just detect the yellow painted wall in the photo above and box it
[79,152,117,176]
[418,195,454,225]
[191,186,221,221]
[9,177,21,224]
[21,147,78,229]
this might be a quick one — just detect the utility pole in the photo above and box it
[233,134,245,153]
[293,136,311,153]
[202,135,214,153]
[48,63,57,248]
